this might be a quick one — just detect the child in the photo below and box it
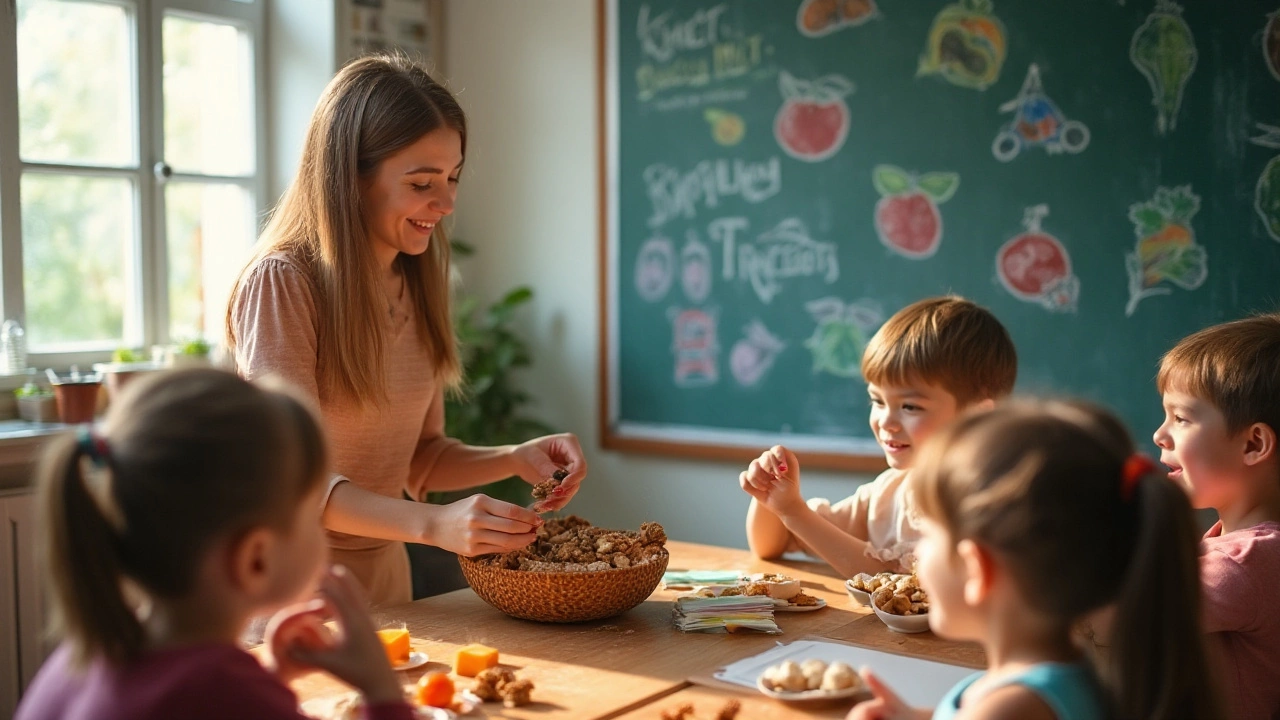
[849,401,1222,720]
[742,296,1016,578]
[1153,313,1280,720]
[17,369,414,720]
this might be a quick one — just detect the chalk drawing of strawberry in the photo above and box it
[872,165,959,260]
[774,71,854,163]
[1123,185,1206,316]
[996,205,1079,313]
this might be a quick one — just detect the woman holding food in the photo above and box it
[226,54,587,606]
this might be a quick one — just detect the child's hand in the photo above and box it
[272,566,404,705]
[264,599,334,684]
[847,668,928,720]
[739,445,804,516]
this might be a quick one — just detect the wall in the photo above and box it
[444,0,868,549]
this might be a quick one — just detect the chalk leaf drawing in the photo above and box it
[634,236,674,302]
[1130,0,1197,135]
[872,165,959,259]
[804,298,882,378]
[704,108,745,146]
[992,64,1090,162]
[774,71,854,163]
[1124,186,1206,316]
[670,307,719,388]
[995,205,1079,313]
[797,0,879,38]
[730,320,786,388]
[917,0,1007,90]
[1251,123,1280,243]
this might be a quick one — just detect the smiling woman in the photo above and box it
[224,54,589,606]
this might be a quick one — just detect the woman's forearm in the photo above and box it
[322,481,436,544]
[419,443,520,493]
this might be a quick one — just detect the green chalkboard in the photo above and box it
[600,0,1280,469]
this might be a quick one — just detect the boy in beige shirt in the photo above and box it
[741,296,1017,578]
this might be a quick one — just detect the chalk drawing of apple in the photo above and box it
[996,204,1079,313]
[774,71,854,163]
[729,320,786,388]
[872,165,959,260]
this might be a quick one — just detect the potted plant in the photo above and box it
[15,381,57,423]
[94,347,164,402]
[409,240,557,598]
[170,337,212,368]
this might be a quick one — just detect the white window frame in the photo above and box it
[0,0,267,370]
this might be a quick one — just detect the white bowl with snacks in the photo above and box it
[757,659,867,704]
[872,604,931,634]
[844,579,871,607]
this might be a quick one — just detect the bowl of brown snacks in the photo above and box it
[458,515,669,622]
[866,573,930,633]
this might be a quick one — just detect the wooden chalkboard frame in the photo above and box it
[595,0,885,473]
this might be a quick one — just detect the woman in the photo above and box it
[226,54,587,606]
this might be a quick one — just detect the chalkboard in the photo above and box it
[599,0,1280,470]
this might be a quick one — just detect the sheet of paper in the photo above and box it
[714,639,974,707]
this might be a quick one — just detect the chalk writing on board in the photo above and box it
[634,3,769,103]
[1124,185,1206,317]
[670,307,720,387]
[705,108,746,146]
[635,236,675,302]
[1251,124,1280,243]
[804,297,882,378]
[774,71,854,163]
[872,165,959,260]
[996,205,1079,313]
[1266,11,1280,81]
[681,234,714,303]
[917,0,1007,91]
[1130,0,1196,135]
[643,157,782,228]
[710,216,840,303]
[730,319,786,387]
[992,64,1090,162]
[797,0,879,38]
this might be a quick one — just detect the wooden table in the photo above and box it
[291,541,983,720]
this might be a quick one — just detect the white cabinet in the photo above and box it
[0,490,48,718]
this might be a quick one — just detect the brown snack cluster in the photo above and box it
[531,468,570,500]
[659,699,741,720]
[854,572,929,615]
[471,667,534,707]
[475,515,667,572]
[789,591,820,607]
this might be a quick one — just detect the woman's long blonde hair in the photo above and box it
[227,53,463,402]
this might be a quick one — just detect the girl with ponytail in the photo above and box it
[18,369,414,720]
[848,400,1221,720]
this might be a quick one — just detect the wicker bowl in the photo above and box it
[458,548,670,623]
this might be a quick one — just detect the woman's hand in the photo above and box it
[265,566,404,705]
[510,433,587,512]
[429,493,541,556]
[739,445,805,517]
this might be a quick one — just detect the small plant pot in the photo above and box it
[169,353,210,369]
[51,380,102,423]
[93,362,163,402]
[17,395,57,423]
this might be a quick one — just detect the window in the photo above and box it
[0,0,265,363]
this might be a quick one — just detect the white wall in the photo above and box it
[443,1,873,549]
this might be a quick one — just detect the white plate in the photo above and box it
[773,597,827,612]
[844,580,871,607]
[392,650,430,671]
[756,676,867,703]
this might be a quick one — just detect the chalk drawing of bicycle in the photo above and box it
[991,64,1090,162]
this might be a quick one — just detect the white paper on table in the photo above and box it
[713,639,975,708]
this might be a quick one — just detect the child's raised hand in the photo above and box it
[739,445,804,515]
[271,565,404,706]
[846,668,928,720]
[264,598,333,684]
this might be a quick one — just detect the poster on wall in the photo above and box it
[342,0,443,68]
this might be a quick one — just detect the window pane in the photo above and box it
[17,0,136,166]
[163,15,255,176]
[166,183,255,342]
[22,174,134,349]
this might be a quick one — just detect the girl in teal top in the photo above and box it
[847,402,1222,720]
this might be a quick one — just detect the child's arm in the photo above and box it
[846,669,933,720]
[741,446,895,578]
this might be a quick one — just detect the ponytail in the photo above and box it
[37,431,144,667]
[1107,471,1223,720]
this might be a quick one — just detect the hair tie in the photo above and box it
[76,426,125,532]
[1121,454,1154,501]
[77,425,110,467]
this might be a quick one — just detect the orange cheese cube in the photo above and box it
[453,643,499,677]
[376,628,410,666]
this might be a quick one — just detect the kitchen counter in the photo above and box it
[0,420,68,492]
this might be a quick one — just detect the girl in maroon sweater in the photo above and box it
[17,369,413,720]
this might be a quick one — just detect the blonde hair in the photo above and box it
[1157,312,1280,436]
[36,369,326,667]
[913,400,1222,720]
[227,53,463,403]
[861,296,1016,405]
